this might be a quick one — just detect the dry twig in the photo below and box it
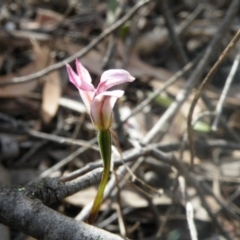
[187,29,240,167]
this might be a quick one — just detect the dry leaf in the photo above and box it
[65,187,97,207]
[59,97,86,113]
[35,8,63,31]
[56,40,175,82]
[0,42,49,97]
[41,57,62,124]
[20,8,63,32]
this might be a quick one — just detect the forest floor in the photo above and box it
[1,0,240,239]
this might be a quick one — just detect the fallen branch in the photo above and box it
[0,185,126,240]
[0,168,127,239]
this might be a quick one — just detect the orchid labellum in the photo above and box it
[66,60,135,224]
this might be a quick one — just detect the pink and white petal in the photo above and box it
[66,64,81,89]
[96,90,124,108]
[90,90,124,130]
[96,69,135,94]
[75,59,95,91]
[90,95,113,130]
[79,90,95,112]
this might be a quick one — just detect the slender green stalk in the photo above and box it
[88,129,111,224]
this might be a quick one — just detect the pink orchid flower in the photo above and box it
[66,59,135,131]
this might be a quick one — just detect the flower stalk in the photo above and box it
[88,129,111,224]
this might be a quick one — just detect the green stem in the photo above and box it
[88,129,111,224]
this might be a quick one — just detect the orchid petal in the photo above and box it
[75,59,95,91]
[96,69,135,94]
[97,90,124,107]
[90,90,124,130]
[79,90,95,112]
[66,64,81,89]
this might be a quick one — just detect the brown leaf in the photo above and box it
[35,8,63,31]
[55,40,175,82]
[41,57,62,124]
[0,42,49,97]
